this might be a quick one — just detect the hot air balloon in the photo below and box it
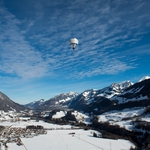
[69,38,79,50]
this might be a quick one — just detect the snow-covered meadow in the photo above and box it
[98,107,148,130]
[0,120,135,150]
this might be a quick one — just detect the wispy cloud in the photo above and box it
[0,6,51,79]
[0,0,150,81]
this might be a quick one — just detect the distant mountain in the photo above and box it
[25,76,150,114]
[25,92,79,111]
[0,91,25,112]
[25,99,46,110]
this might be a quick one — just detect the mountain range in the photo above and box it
[24,76,150,114]
[25,92,78,110]
[0,76,149,113]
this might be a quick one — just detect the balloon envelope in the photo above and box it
[69,38,79,50]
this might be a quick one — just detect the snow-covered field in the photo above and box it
[0,120,135,150]
[98,107,148,130]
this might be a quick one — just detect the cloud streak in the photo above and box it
[0,6,51,79]
[0,0,150,81]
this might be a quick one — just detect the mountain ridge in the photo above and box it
[25,76,150,112]
[0,76,149,113]
[25,92,79,111]
[0,91,25,112]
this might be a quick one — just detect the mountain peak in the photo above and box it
[138,76,150,82]
[119,80,133,89]
[111,81,133,92]
[53,92,78,99]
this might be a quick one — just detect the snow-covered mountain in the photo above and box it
[111,77,150,104]
[68,78,149,114]
[68,81,133,110]
[25,76,150,113]
[96,80,133,99]
[25,92,79,111]
[25,99,46,110]
[138,76,150,82]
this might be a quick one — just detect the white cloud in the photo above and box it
[0,6,50,79]
[0,0,150,80]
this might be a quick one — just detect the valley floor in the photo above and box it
[0,120,135,150]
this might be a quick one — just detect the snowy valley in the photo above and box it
[0,76,150,149]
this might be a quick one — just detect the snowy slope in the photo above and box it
[84,81,133,103]
[0,110,18,121]
[25,92,79,110]
[98,107,145,130]
[69,81,133,111]
[97,81,133,99]
[111,78,150,104]
[54,92,78,105]
[138,76,150,82]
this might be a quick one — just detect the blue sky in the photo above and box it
[0,0,150,104]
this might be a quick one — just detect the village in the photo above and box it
[0,118,47,149]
